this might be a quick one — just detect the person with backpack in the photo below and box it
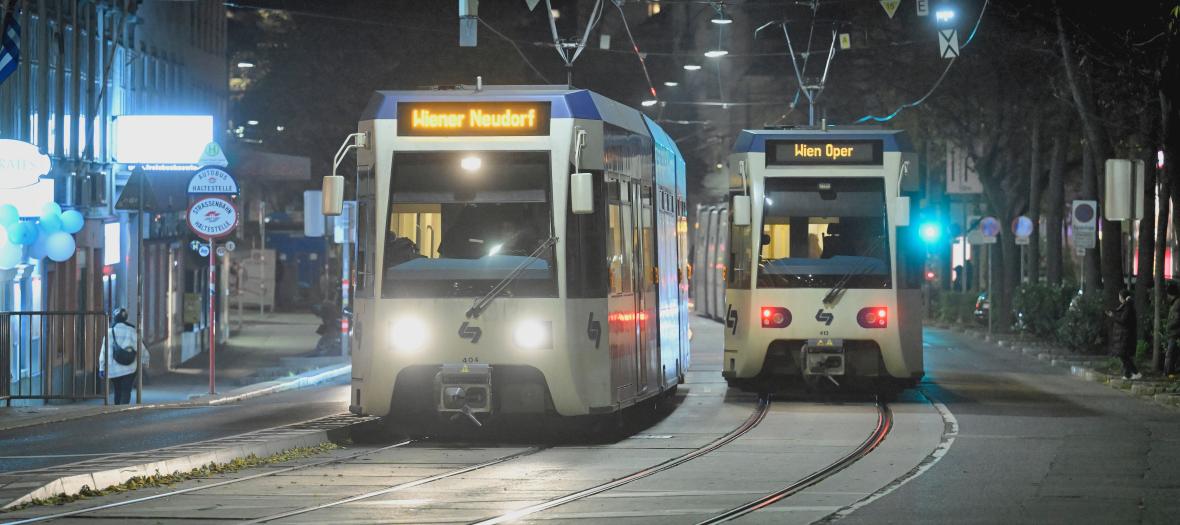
[99,308,150,404]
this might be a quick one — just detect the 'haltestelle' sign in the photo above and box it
[397,102,551,136]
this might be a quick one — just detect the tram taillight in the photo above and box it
[857,307,888,328]
[761,307,791,328]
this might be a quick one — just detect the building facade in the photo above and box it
[0,0,227,395]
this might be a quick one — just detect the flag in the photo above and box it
[0,1,19,87]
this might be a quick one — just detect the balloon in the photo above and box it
[0,205,18,227]
[38,212,62,234]
[28,234,47,260]
[60,210,84,234]
[7,222,37,245]
[41,202,61,217]
[0,243,20,269]
[46,231,75,262]
[0,224,7,245]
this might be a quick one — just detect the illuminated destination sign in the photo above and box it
[767,140,883,166]
[398,102,550,136]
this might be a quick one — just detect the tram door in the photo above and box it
[633,182,657,396]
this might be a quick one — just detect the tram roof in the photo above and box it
[361,87,654,137]
[732,128,912,154]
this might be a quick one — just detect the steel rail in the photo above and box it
[470,395,772,525]
[2,439,417,525]
[696,400,894,524]
[241,446,548,524]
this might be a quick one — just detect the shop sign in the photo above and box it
[0,139,51,190]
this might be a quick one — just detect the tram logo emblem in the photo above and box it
[725,305,738,335]
[587,313,602,349]
[458,322,482,344]
[815,309,834,326]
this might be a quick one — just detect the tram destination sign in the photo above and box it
[767,140,883,167]
[398,101,551,136]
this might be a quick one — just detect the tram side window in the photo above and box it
[607,180,633,294]
[566,170,607,298]
[355,166,375,298]
[729,197,752,288]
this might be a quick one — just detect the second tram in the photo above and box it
[713,128,924,392]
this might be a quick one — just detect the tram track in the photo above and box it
[0,438,421,525]
[469,394,772,525]
[697,399,894,524]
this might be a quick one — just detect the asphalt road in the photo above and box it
[841,327,1180,524]
[0,378,349,473]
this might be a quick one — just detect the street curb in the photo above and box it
[0,413,372,510]
[0,363,353,433]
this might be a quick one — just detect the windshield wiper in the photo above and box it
[466,236,557,319]
[822,236,885,305]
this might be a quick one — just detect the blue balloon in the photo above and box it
[0,205,18,227]
[41,202,61,217]
[28,234,47,260]
[38,212,62,234]
[0,243,21,269]
[60,210,84,234]
[46,232,75,262]
[7,222,37,245]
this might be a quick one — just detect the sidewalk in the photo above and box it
[0,311,350,431]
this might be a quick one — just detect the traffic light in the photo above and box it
[919,220,943,244]
[925,269,937,281]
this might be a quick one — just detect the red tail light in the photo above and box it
[857,307,888,328]
[761,307,791,328]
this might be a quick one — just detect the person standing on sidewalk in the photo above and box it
[1166,282,1180,375]
[1106,289,1141,380]
[99,308,150,404]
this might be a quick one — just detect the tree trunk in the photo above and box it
[1028,116,1044,284]
[1136,149,1156,364]
[1081,142,1102,292]
[1057,6,1123,308]
[1045,134,1067,285]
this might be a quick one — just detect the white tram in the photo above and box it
[716,128,924,392]
[341,87,690,426]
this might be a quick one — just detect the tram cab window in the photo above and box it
[381,151,556,298]
[757,177,891,289]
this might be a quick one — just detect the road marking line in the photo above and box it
[817,388,959,522]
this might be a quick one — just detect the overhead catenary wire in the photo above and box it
[613,1,659,99]
[853,0,989,124]
[478,17,551,83]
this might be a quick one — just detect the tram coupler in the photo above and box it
[437,363,492,426]
[802,339,846,384]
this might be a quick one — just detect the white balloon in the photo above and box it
[46,232,75,262]
[0,243,21,269]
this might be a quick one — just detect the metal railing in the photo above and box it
[1,311,110,405]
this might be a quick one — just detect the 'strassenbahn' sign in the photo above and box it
[397,102,551,136]
[767,140,884,166]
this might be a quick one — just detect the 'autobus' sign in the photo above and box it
[187,166,239,196]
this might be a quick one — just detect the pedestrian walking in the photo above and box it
[99,308,150,404]
[1166,281,1180,374]
[1106,289,1141,380]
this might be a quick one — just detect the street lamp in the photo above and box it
[664,81,679,87]
[704,49,728,58]
[236,61,255,68]
[935,8,956,25]
[683,64,702,71]
[641,99,659,107]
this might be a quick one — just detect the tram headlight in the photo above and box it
[857,307,888,329]
[514,319,552,350]
[391,316,429,353]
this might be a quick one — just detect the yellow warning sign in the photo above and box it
[880,0,900,19]
[839,33,851,50]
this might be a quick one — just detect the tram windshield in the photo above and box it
[381,151,556,298]
[757,177,891,289]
